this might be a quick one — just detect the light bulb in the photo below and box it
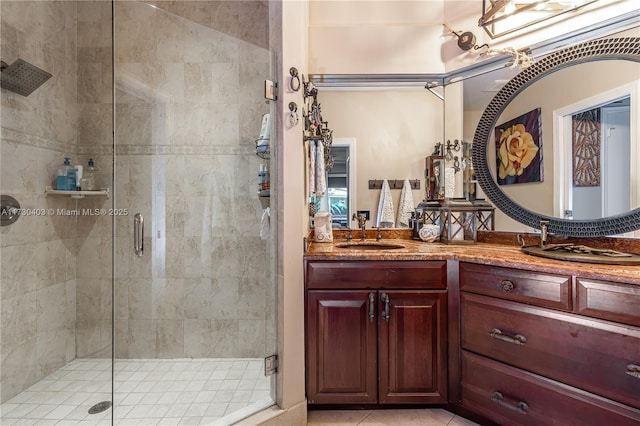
[535,2,546,11]
[504,1,516,14]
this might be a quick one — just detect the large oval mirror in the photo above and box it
[473,37,640,237]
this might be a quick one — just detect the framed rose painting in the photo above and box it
[495,107,543,185]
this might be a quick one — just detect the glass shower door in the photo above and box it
[1,1,115,424]
[112,2,277,424]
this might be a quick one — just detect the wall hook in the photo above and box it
[289,67,301,92]
[288,101,299,127]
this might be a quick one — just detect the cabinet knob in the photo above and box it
[626,364,640,379]
[498,279,514,293]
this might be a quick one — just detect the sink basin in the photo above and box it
[336,242,406,250]
[521,244,640,265]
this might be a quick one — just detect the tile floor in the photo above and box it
[0,358,273,425]
[307,409,480,426]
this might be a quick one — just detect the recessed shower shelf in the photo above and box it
[45,187,110,199]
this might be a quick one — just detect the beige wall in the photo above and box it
[274,0,308,414]
[308,0,639,75]
[308,0,446,74]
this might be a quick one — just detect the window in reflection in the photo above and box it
[327,146,350,228]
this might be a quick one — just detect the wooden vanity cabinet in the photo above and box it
[305,260,448,406]
[458,262,640,425]
[378,290,448,404]
[306,290,377,404]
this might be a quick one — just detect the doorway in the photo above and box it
[570,99,631,220]
[553,81,638,224]
[326,139,357,228]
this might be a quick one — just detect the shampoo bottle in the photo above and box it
[258,164,270,196]
[67,161,76,191]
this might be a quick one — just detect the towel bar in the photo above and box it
[368,179,420,190]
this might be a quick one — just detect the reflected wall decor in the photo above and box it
[495,107,543,185]
[572,108,601,187]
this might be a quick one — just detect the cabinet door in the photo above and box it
[378,290,448,404]
[306,290,377,404]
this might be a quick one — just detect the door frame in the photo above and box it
[552,81,639,219]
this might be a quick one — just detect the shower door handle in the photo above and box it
[134,213,144,257]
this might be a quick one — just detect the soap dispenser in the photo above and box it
[81,158,99,191]
[57,157,73,190]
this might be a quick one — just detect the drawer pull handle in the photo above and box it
[381,293,390,322]
[490,328,527,345]
[498,279,514,292]
[492,391,529,415]
[627,364,640,379]
[368,293,375,322]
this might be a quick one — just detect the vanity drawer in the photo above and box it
[461,292,640,409]
[306,260,446,290]
[576,277,640,327]
[461,351,640,426]
[459,262,571,310]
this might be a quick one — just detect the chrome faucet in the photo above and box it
[540,220,549,248]
[352,213,367,240]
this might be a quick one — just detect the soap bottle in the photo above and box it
[258,164,270,196]
[81,158,98,191]
[66,160,76,191]
[57,157,73,190]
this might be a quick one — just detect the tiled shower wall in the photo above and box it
[74,0,115,359]
[1,0,272,403]
[0,1,81,402]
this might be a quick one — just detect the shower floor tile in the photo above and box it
[0,358,274,425]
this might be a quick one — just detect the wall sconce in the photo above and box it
[444,24,534,68]
[479,0,599,39]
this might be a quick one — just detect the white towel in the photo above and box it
[376,179,395,228]
[309,141,326,198]
[445,167,456,198]
[260,207,270,240]
[308,141,316,195]
[315,141,326,197]
[396,179,415,228]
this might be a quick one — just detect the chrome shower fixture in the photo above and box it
[0,58,52,96]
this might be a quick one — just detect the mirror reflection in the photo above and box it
[318,89,444,230]
[487,60,639,221]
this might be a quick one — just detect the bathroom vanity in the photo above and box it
[305,260,448,405]
[303,235,640,424]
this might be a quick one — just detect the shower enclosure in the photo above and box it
[0,1,277,424]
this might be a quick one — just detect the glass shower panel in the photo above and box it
[113,2,277,424]
[1,1,115,424]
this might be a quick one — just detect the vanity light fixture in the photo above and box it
[479,0,600,39]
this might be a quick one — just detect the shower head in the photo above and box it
[0,58,52,97]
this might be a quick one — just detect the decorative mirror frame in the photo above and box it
[472,37,640,237]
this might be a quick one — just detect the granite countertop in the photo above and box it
[304,230,640,285]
